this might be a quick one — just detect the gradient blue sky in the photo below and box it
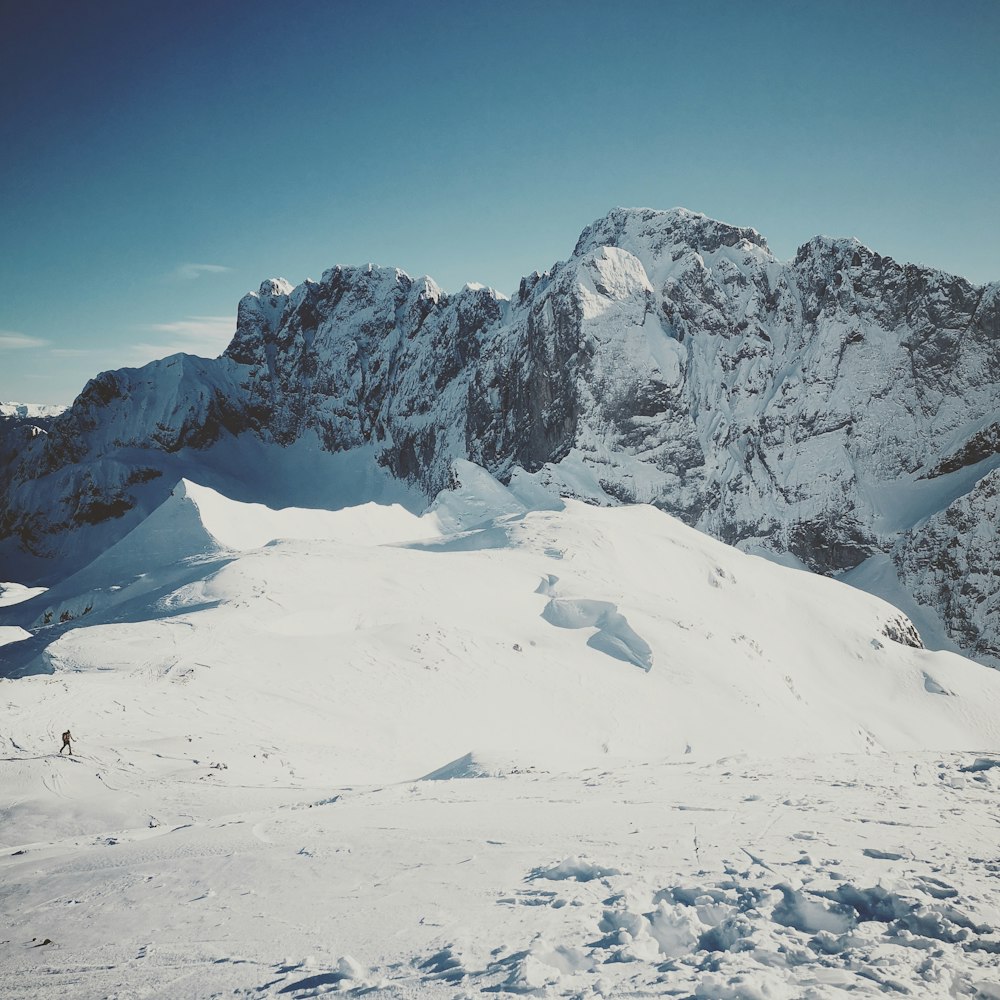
[2,0,998,404]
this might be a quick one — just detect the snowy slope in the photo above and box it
[2,476,1000,998]
[1,208,998,664]
[2,473,998,776]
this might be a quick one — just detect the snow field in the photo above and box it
[5,484,998,788]
[2,753,999,998]
[3,475,1000,997]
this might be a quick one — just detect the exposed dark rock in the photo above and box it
[881,614,924,649]
[920,423,1000,479]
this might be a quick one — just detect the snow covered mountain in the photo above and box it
[1,208,998,662]
[0,404,66,511]
[0,401,67,420]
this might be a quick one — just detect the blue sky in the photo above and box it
[2,0,998,404]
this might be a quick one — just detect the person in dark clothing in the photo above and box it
[59,730,73,755]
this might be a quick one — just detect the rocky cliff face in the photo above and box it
[894,469,1000,662]
[2,207,998,662]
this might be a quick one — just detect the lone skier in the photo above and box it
[59,730,73,755]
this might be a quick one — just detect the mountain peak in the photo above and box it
[793,234,879,268]
[258,277,294,297]
[573,206,770,260]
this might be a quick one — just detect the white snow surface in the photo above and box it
[3,469,1000,997]
[0,582,47,609]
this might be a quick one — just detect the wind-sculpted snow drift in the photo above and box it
[1,207,999,661]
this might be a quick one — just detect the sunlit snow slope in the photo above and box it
[3,466,997,794]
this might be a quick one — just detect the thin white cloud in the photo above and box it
[0,331,49,350]
[145,315,236,339]
[48,348,94,358]
[172,262,234,281]
[129,314,237,366]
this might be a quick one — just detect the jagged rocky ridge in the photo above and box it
[1,208,998,661]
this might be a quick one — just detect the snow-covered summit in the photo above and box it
[258,277,294,297]
[574,206,771,260]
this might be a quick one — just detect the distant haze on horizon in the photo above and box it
[2,0,998,406]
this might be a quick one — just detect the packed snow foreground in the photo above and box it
[2,462,1000,998]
